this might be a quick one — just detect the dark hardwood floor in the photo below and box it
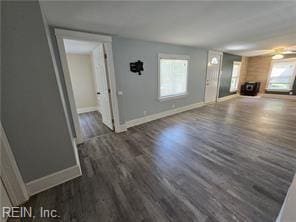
[79,111,112,139]
[22,97,296,222]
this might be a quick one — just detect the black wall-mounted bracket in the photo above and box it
[130,60,144,75]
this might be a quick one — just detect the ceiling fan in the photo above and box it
[271,46,296,59]
[241,45,296,58]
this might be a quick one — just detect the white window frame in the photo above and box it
[266,58,296,92]
[229,61,241,93]
[158,53,190,101]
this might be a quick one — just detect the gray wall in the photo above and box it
[112,37,208,124]
[0,1,2,119]
[219,53,242,98]
[1,1,77,182]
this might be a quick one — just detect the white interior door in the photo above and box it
[205,51,222,103]
[92,45,114,130]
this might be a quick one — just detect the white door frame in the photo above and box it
[204,50,223,103]
[1,123,29,205]
[55,29,121,143]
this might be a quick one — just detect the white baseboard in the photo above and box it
[72,138,82,170]
[217,93,239,102]
[77,106,98,114]
[125,102,205,129]
[115,124,127,133]
[262,93,296,100]
[26,165,82,196]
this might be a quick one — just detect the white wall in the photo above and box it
[66,54,98,111]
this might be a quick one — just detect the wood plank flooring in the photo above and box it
[79,111,112,139]
[21,97,296,222]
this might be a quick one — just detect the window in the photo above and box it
[159,54,189,100]
[267,59,296,91]
[230,61,241,92]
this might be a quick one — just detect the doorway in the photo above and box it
[55,29,121,143]
[204,50,223,103]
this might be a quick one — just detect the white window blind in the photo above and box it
[267,60,296,91]
[159,54,189,100]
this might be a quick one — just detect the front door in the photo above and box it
[204,51,222,103]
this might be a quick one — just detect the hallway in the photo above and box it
[79,111,112,139]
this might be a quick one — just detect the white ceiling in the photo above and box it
[64,39,100,54]
[41,1,296,56]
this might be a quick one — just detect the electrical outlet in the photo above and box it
[143,110,147,116]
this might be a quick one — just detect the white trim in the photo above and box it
[71,138,82,173]
[158,53,189,101]
[204,101,217,105]
[55,29,112,42]
[0,123,29,205]
[208,50,223,56]
[125,102,204,129]
[25,130,81,196]
[77,106,98,114]
[55,28,121,138]
[26,165,82,196]
[56,36,84,144]
[217,93,239,102]
[158,93,188,102]
[262,93,296,100]
[117,124,128,133]
[158,53,190,60]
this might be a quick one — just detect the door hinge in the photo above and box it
[104,53,107,59]
[112,119,114,123]
[108,89,111,93]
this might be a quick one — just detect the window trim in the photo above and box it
[266,58,296,92]
[158,53,190,101]
[229,61,242,93]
